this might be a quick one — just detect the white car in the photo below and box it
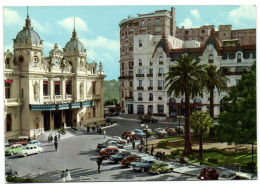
[154,128,167,136]
[219,171,237,180]
[111,136,127,145]
[17,145,43,157]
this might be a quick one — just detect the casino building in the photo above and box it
[4,12,106,139]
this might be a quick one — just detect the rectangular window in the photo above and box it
[149,93,153,99]
[141,20,144,27]
[149,68,153,74]
[159,68,164,74]
[122,91,124,97]
[158,80,163,87]
[156,18,160,26]
[6,114,12,132]
[139,59,142,66]
[43,81,48,96]
[139,80,142,87]
[5,83,11,98]
[138,69,142,74]
[93,106,96,118]
[137,105,144,115]
[129,91,133,97]
[139,40,142,47]
[148,19,151,27]
[138,93,142,98]
[92,83,96,95]
[157,105,164,115]
[122,62,124,70]
[150,80,153,87]
[129,71,133,76]
[55,82,60,95]
[130,81,133,87]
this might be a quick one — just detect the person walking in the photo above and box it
[96,157,103,173]
[54,134,58,143]
[48,134,51,143]
[126,136,130,145]
[65,169,71,182]
[132,140,135,149]
[151,145,154,155]
[50,133,53,142]
[103,130,106,138]
[54,141,58,151]
[61,170,66,182]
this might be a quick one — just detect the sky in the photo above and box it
[3,5,257,80]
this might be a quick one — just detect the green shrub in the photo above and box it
[170,149,183,156]
[6,176,46,183]
[164,146,172,149]
[58,128,67,135]
[158,140,168,148]
[188,154,197,160]
[208,158,218,163]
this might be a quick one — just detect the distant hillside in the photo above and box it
[104,79,120,102]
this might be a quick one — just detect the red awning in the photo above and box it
[5,79,13,83]
[92,81,96,84]
[66,82,71,84]
[55,82,60,85]
[43,81,48,84]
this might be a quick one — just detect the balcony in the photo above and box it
[148,87,153,90]
[149,98,153,101]
[159,61,164,65]
[136,74,144,77]
[223,71,244,75]
[138,97,143,101]
[137,87,144,90]
[157,87,163,90]
[43,96,50,102]
[147,74,153,77]
[54,95,62,101]
[86,95,93,99]
[4,98,21,106]
[119,76,134,80]
[158,73,163,77]
[125,96,133,100]
[66,94,73,100]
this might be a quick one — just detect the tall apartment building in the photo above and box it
[4,13,106,139]
[119,7,176,113]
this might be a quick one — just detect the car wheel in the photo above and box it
[10,152,14,156]
[140,168,145,173]
[157,170,161,175]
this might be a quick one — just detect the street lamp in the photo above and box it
[145,125,148,153]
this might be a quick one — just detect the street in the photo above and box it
[5,118,202,182]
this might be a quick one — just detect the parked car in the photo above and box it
[132,129,146,137]
[198,168,219,180]
[149,162,175,174]
[5,144,24,156]
[164,127,178,135]
[27,140,42,147]
[218,171,237,180]
[141,115,158,123]
[8,136,29,145]
[121,131,140,140]
[110,136,127,145]
[98,146,120,158]
[109,151,131,164]
[131,157,157,172]
[5,165,18,177]
[154,128,167,137]
[97,140,124,151]
[17,145,43,157]
[121,154,142,167]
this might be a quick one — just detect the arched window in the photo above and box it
[237,53,242,63]
[34,56,39,63]
[208,54,214,63]
[193,98,201,104]
[169,98,176,103]
[181,98,185,103]
[159,56,163,61]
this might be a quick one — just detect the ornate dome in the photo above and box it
[14,14,42,45]
[64,29,85,53]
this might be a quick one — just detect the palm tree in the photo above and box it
[165,54,206,156]
[190,111,214,160]
[205,65,229,118]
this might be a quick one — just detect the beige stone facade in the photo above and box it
[4,14,106,139]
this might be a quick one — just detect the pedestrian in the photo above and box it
[151,145,154,155]
[132,140,135,149]
[61,170,66,182]
[127,136,130,145]
[65,169,71,182]
[139,144,143,152]
[96,156,103,173]
[87,125,90,132]
[50,133,53,142]
[129,136,132,143]
[54,134,58,143]
[54,141,58,151]
[103,130,106,138]
[48,134,51,143]
[58,133,61,140]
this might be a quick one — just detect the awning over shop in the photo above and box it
[71,102,81,109]
[5,79,13,83]
[58,103,70,110]
[82,101,92,107]
[30,104,56,111]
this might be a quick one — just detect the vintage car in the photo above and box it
[121,131,141,140]
[110,136,127,145]
[98,146,120,158]
[27,140,42,147]
[109,151,131,164]
[218,170,237,180]
[5,165,18,177]
[131,157,157,172]
[5,144,24,156]
[198,168,219,180]
[8,136,29,145]
[121,154,142,167]
[140,115,158,123]
[97,140,124,151]
[149,162,174,174]
[132,129,146,137]
[154,128,167,137]
[17,145,43,157]
[164,127,178,135]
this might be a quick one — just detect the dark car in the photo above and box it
[5,165,18,177]
[121,131,140,140]
[198,168,219,180]
[98,146,120,158]
[131,157,157,172]
[97,140,124,151]
[109,151,131,164]
[8,136,29,145]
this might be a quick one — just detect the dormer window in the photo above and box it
[159,56,163,61]
[34,56,39,63]
[208,54,214,63]
[237,53,242,63]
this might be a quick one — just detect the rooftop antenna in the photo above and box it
[27,6,29,18]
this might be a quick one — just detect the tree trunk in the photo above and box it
[199,133,203,160]
[183,91,192,156]
[209,88,215,137]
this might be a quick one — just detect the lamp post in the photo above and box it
[145,125,148,153]
[177,115,181,136]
